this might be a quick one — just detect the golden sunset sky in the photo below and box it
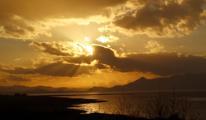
[0,0,206,88]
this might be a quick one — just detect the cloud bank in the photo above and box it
[0,0,126,39]
[2,45,206,76]
[114,0,206,37]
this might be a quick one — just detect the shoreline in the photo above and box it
[0,95,185,120]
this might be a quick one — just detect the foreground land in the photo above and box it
[0,95,183,120]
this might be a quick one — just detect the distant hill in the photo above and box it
[90,73,206,92]
[1,73,206,94]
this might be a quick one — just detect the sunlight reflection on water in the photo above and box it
[65,92,206,119]
[69,94,149,116]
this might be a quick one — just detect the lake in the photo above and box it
[60,91,206,120]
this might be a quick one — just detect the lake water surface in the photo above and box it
[61,91,206,120]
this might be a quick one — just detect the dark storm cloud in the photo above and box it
[68,45,206,75]
[114,0,206,37]
[31,42,72,56]
[2,45,206,77]
[65,45,117,65]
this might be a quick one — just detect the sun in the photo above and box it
[97,35,110,43]
[71,37,94,56]
[84,36,92,42]
[83,44,94,56]
[75,42,94,56]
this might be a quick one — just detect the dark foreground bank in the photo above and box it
[0,95,183,120]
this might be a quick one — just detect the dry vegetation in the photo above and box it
[112,93,200,120]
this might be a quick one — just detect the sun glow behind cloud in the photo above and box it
[69,37,94,56]
[96,35,119,43]
[97,35,110,43]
